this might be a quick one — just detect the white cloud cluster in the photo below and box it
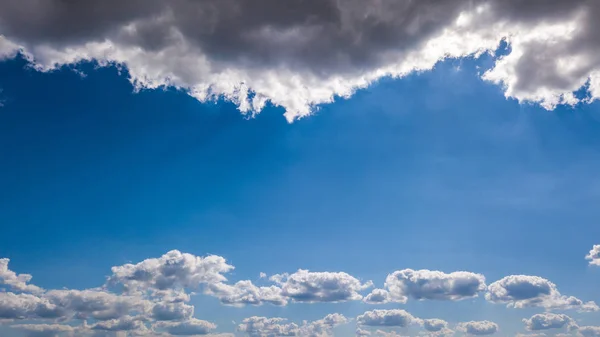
[382,269,486,303]
[485,275,599,312]
[237,313,348,337]
[270,269,372,303]
[0,258,43,293]
[456,321,499,336]
[1,1,600,121]
[1,250,598,336]
[522,313,576,331]
[578,326,600,337]
[586,245,600,266]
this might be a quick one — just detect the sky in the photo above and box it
[1,1,600,337]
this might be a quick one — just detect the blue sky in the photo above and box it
[2,52,600,336]
[2,2,600,337]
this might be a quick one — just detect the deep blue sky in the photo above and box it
[1,53,600,336]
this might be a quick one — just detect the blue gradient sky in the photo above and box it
[1,52,600,336]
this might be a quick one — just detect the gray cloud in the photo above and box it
[586,245,600,266]
[363,289,390,304]
[486,275,599,312]
[423,319,448,332]
[383,269,486,303]
[10,324,75,337]
[2,1,600,120]
[522,313,575,331]
[457,321,499,335]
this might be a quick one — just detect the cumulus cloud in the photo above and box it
[383,269,486,303]
[204,280,287,306]
[154,318,217,335]
[586,245,600,266]
[457,321,499,335]
[522,313,576,331]
[238,314,348,337]
[486,275,599,312]
[579,327,600,337]
[356,309,421,328]
[107,250,233,296]
[363,289,390,304]
[2,1,600,120]
[423,319,448,332]
[0,258,43,294]
[270,269,372,303]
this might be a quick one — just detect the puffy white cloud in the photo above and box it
[298,313,349,337]
[151,302,194,321]
[356,309,421,328]
[579,326,600,337]
[237,317,299,337]
[107,250,233,296]
[0,292,63,320]
[0,258,43,294]
[154,318,217,335]
[586,245,600,266]
[356,328,372,336]
[515,334,547,337]
[89,315,148,332]
[457,321,499,335]
[2,1,600,121]
[204,280,287,306]
[522,313,575,331]
[383,269,486,303]
[270,269,372,303]
[423,319,448,332]
[486,275,599,312]
[363,289,390,304]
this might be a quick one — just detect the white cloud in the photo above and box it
[522,313,575,331]
[363,289,390,304]
[457,321,499,336]
[1,1,600,121]
[154,318,217,335]
[486,275,599,312]
[237,317,299,337]
[270,269,372,303]
[0,258,43,294]
[204,280,286,306]
[586,245,600,266]
[107,250,233,296]
[423,319,448,332]
[383,269,486,303]
[238,314,347,337]
[579,326,600,337]
[356,309,421,328]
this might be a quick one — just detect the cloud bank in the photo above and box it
[2,0,600,121]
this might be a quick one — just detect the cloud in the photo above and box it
[383,269,486,303]
[238,317,299,337]
[270,269,372,303]
[486,275,599,312]
[10,324,75,337]
[457,321,499,335]
[356,309,421,327]
[522,313,576,331]
[2,1,600,121]
[356,328,372,336]
[0,292,63,320]
[586,245,600,266]
[579,327,600,337]
[107,250,234,296]
[423,319,448,332]
[238,314,347,337]
[0,258,43,294]
[204,280,287,306]
[90,315,148,332]
[363,289,390,304]
[154,318,217,335]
